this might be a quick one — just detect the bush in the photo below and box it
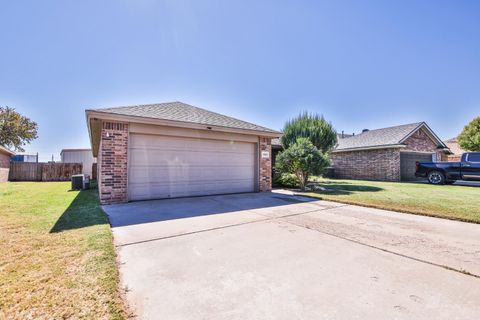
[274,173,300,188]
[275,137,330,191]
[281,112,337,153]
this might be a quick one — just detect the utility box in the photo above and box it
[71,174,85,190]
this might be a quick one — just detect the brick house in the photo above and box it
[444,137,465,162]
[331,122,451,181]
[0,145,15,182]
[86,102,281,204]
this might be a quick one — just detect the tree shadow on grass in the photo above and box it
[50,188,108,233]
[307,181,384,195]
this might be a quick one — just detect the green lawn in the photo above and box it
[0,182,127,319]
[303,178,480,223]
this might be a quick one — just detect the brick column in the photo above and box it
[99,121,128,204]
[259,137,272,192]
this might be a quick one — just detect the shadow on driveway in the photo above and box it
[103,192,316,228]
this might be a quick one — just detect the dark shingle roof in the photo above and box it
[335,122,425,151]
[89,101,280,134]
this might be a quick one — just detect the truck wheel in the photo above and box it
[428,171,445,185]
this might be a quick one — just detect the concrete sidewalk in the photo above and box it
[104,192,480,319]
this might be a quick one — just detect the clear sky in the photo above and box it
[1,0,479,161]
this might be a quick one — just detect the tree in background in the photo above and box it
[458,116,480,152]
[275,138,330,191]
[0,106,38,152]
[280,112,337,152]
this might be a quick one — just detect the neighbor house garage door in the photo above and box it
[128,134,256,200]
[400,152,433,181]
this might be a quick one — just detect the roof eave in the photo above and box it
[0,145,15,156]
[85,110,281,138]
[332,144,406,153]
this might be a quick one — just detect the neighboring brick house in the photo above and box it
[86,102,280,204]
[0,145,15,182]
[331,122,451,181]
[444,137,465,162]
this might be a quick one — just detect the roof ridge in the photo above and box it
[354,122,423,135]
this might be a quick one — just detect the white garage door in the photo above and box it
[128,134,256,201]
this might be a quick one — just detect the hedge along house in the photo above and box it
[330,122,451,181]
[0,145,15,182]
[86,102,281,204]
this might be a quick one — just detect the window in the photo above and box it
[467,153,480,162]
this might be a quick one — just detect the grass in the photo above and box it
[302,178,480,223]
[0,182,127,319]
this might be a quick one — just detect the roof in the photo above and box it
[444,138,465,155]
[0,145,15,156]
[61,148,92,154]
[87,101,280,135]
[333,122,447,152]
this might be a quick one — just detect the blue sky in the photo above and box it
[1,0,479,161]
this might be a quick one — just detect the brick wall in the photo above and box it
[403,127,451,161]
[330,148,401,181]
[99,121,129,204]
[259,137,272,191]
[0,152,10,182]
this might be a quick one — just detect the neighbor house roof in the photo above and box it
[87,101,280,135]
[333,122,447,152]
[0,145,15,156]
[444,137,465,155]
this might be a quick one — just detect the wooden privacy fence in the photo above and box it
[9,162,83,181]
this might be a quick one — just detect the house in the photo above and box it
[86,101,281,204]
[0,145,15,182]
[444,137,465,162]
[11,152,38,163]
[331,122,451,181]
[60,149,97,178]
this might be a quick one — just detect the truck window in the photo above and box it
[467,153,480,162]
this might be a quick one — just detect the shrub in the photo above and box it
[281,112,337,153]
[275,137,330,191]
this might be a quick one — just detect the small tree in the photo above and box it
[458,116,480,152]
[275,138,330,191]
[0,106,38,152]
[281,112,337,153]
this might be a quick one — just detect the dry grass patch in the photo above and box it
[0,182,127,319]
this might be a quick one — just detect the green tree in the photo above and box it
[275,137,330,191]
[281,112,337,152]
[458,116,480,152]
[0,106,38,152]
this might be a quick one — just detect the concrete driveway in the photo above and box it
[104,192,480,319]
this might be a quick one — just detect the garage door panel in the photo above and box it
[129,179,254,201]
[400,152,432,181]
[130,134,253,153]
[129,149,254,167]
[128,134,256,200]
[129,166,255,182]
